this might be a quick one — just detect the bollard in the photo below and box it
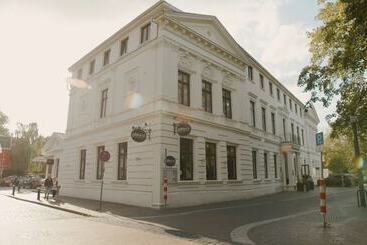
[319,179,327,228]
[37,188,41,200]
[163,177,168,207]
[12,185,15,196]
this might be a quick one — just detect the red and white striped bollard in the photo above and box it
[319,178,327,227]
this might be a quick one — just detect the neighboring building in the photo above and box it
[56,1,320,208]
[41,133,64,178]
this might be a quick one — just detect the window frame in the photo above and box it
[100,88,108,118]
[140,23,151,44]
[178,70,190,106]
[274,153,278,178]
[202,80,212,113]
[96,146,105,180]
[89,59,95,75]
[269,82,273,96]
[79,149,86,180]
[227,145,237,180]
[180,138,194,181]
[222,88,232,119]
[261,107,267,131]
[260,74,264,89]
[271,112,276,135]
[205,142,217,180]
[264,152,268,179]
[250,100,256,127]
[277,88,280,101]
[117,142,128,180]
[248,66,253,81]
[120,37,129,56]
[252,150,257,179]
[103,49,111,66]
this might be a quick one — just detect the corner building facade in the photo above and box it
[59,1,321,208]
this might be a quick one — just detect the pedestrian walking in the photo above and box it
[44,176,53,200]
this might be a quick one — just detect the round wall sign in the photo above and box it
[99,151,110,162]
[165,156,176,167]
[176,123,191,136]
[131,128,147,142]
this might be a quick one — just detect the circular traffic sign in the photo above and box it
[99,151,110,162]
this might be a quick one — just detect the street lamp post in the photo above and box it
[351,116,366,207]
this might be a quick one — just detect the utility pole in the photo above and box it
[351,116,366,207]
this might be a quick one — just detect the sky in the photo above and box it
[0,0,332,136]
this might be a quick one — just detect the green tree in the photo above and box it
[0,111,10,136]
[323,134,355,173]
[11,123,46,175]
[298,0,367,151]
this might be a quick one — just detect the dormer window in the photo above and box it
[120,38,128,56]
[103,49,111,66]
[141,23,151,44]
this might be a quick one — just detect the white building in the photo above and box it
[51,1,321,208]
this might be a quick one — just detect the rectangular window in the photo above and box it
[96,146,105,180]
[261,107,266,131]
[79,149,86,180]
[178,70,190,106]
[89,60,95,75]
[283,118,286,139]
[202,80,212,113]
[284,94,287,105]
[301,129,305,145]
[271,112,276,135]
[274,154,278,178]
[289,99,292,111]
[264,152,268,179]
[277,88,280,101]
[77,69,82,79]
[222,88,232,119]
[120,38,128,56]
[227,145,237,180]
[140,23,151,44]
[103,49,110,66]
[297,126,300,145]
[100,89,108,118]
[248,66,253,81]
[291,123,295,142]
[180,138,193,181]
[117,142,128,180]
[300,108,303,118]
[55,159,59,178]
[269,82,273,96]
[206,142,217,180]
[250,101,256,127]
[295,104,298,114]
[252,150,257,179]
[260,74,264,89]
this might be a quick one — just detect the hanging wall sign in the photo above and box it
[165,156,176,167]
[174,122,191,136]
[131,127,147,142]
[99,151,110,162]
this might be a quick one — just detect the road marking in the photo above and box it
[230,209,318,245]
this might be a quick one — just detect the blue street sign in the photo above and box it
[316,132,324,146]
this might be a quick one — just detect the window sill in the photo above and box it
[111,180,128,185]
[74,180,86,183]
[175,181,200,185]
[264,178,272,181]
[91,180,102,183]
[226,180,243,184]
[205,180,223,185]
[253,179,262,183]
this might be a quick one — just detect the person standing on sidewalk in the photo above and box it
[44,176,53,200]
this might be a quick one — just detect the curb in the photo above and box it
[6,195,92,217]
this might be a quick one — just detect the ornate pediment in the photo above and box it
[178,51,195,70]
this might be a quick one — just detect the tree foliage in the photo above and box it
[0,111,9,136]
[298,0,367,141]
[323,134,355,173]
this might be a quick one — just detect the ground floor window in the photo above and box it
[274,154,278,178]
[55,158,59,178]
[117,142,127,180]
[227,145,237,180]
[180,138,193,181]
[79,149,86,180]
[264,152,268,179]
[96,146,105,180]
[252,150,257,179]
[206,142,217,180]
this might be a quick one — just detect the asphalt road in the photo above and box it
[0,192,195,245]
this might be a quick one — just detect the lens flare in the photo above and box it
[126,93,144,109]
